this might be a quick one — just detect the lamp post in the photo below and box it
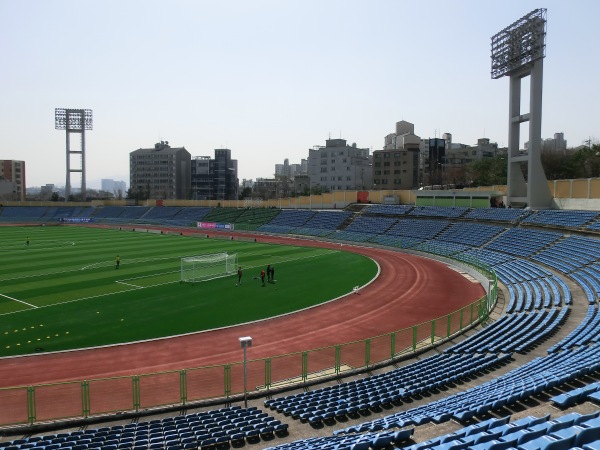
[239,336,252,408]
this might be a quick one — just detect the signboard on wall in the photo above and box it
[357,191,369,203]
[197,222,234,230]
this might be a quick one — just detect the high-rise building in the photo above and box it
[283,158,290,177]
[40,184,55,201]
[130,142,191,199]
[552,132,567,152]
[274,157,306,179]
[526,132,567,153]
[101,179,127,198]
[372,148,420,190]
[307,138,372,191]
[375,122,420,189]
[0,160,26,201]
[426,138,447,187]
[289,164,302,178]
[191,149,238,200]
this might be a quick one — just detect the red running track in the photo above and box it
[0,232,484,388]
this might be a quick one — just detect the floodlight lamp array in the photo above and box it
[55,108,93,130]
[490,8,546,79]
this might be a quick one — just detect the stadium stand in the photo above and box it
[436,223,505,247]
[257,210,316,233]
[171,207,212,223]
[303,210,353,230]
[455,248,514,267]
[42,206,84,219]
[400,412,600,450]
[292,211,353,238]
[264,428,414,450]
[0,206,47,220]
[332,343,600,436]
[0,406,289,450]
[201,207,246,224]
[445,308,568,354]
[586,218,600,231]
[233,208,281,230]
[522,209,600,228]
[91,206,127,218]
[265,353,506,427]
[140,206,183,220]
[363,204,414,216]
[409,206,469,218]
[484,227,563,257]
[343,215,397,234]
[463,207,531,223]
[330,230,377,242]
[118,206,152,219]
[369,234,424,249]
[550,382,600,409]
[414,240,472,256]
[386,219,450,239]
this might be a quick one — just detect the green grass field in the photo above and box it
[0,226,377,357]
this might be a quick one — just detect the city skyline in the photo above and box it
[1,0,598,189]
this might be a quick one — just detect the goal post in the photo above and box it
[180,252,237,283]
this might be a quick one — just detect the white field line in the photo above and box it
[0,293,38,309]
[0,241,75,252]
[1,256,180,282]
[80,256,178,270]
[0,286,144,317]
[115,280,145,288]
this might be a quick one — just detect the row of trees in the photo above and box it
[447,144,600,188]
[28,189,123,202]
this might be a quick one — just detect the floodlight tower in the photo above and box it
[55,108,93,201]
[239,336,252,408]
[491,8,552,208]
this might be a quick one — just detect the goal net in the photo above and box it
[180,253,237,283]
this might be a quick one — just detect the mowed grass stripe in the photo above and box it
[0,228,321,277]
[0,236,327,301]
[0,227,377,357]
[0,232,207,278]
[3,246,334,308]
[0,232,324,291]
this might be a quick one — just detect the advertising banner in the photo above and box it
[197,222,234,230]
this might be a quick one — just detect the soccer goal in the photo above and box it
[180,253,237,283]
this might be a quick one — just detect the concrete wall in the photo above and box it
[9,177,600,210]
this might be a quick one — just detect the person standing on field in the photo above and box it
[237,266,243,285]
[260,269,266,286]
[266,264,272,282]
[115,255,121,269]
[26,237,30,246]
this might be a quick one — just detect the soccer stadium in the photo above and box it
[2,201,600,450]
[3,4,600,450]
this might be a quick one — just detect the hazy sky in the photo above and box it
[1,0,598,189]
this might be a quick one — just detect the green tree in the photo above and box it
[541,144,600,180]
[310,185,330,195]
[541,151,573,180]
[465,155,507,187]
[239,186,252,200]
